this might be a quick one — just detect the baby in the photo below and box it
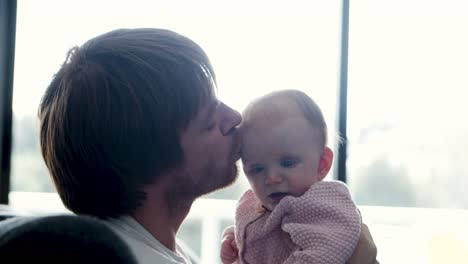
[221,90,361,264]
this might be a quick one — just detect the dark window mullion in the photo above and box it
[0,0,17,204]
[336,0,350,183]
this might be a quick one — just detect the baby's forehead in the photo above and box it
[243,94,300,122]
[240,115,323,161]
[241,95,322,138]
[242,115,315,139]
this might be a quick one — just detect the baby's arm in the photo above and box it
[220,225,239,264]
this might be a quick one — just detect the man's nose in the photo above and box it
[220,103,242,136]
[265,169,283,185]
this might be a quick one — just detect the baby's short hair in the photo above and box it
[244,89,328,148]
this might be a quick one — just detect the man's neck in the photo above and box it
[132,179,192,252]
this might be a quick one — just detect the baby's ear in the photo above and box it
[317,147,333,180]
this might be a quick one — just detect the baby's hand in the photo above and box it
[220,226,239,264]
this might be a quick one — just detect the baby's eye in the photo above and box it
[280,158,298,168]
[248,165,264,175]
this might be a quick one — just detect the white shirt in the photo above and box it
[104,216,192,264]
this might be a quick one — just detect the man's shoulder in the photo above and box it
[102,217,192,264]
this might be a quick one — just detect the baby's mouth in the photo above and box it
[268,192,289,202]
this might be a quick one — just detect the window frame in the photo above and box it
[0,0,351,204]
[0,0,17,204]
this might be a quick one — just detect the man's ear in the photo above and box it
[317,147,334,180]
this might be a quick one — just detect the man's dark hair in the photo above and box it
[39,28,215,218]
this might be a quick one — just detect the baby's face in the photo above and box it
[241,112,326,211]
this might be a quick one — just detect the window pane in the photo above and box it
[348,1,468,262]
[12,1,341,260]
[12,0,341,198]
[348,0,468,209]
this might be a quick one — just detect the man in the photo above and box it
[39,28,377,263]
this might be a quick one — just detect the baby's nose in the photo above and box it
[265,170,283,185]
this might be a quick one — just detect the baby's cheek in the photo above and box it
[251,184,267,202]
[251,184,263,197]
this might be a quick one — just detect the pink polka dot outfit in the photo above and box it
[235,181,361,264]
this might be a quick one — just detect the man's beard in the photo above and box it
[165,161,239,209]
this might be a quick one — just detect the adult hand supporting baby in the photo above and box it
[347,224,379,264]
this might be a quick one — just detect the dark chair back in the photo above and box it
[0,214,137,263]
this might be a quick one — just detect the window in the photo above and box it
[348,0,468,210]
[8,1,468,263]
[11,0,341,262]
[348,0,468,262]
[12,0,340,195]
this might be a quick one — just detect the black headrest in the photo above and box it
[0,214,137,263]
